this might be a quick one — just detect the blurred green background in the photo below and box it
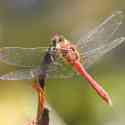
[1,0,125,125]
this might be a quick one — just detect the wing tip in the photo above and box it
[116,37,125,44]
[120,37,125,42]
[113,10,124,20]
[115,10,123,15]
[113,10,124,16]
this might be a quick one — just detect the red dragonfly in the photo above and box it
[0,11,125,106]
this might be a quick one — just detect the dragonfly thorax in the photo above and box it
[57,40,80,65]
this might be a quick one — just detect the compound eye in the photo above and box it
[59,36,64,42]
[59,35,64,42]
[59,38,62,42]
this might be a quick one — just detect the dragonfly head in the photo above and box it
[51,33,64,48]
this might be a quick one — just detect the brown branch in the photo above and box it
[37,102,49,125]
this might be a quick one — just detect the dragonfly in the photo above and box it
[0,11,125,107]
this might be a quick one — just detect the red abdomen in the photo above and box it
[73,61,112,106]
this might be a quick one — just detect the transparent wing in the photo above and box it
[0,60,77,80]
[76,11,125,67]
[47,60,77,79]
[30,55,77,79]
[0,69,36,80]
[82,37,125,68]
[2,39,124,80]
[0,47,49,67]
[0,47,78,78]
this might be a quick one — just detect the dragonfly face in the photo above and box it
[51,33,64,48]
[51,34,80,65]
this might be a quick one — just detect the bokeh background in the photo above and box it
[1,0,125,125]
